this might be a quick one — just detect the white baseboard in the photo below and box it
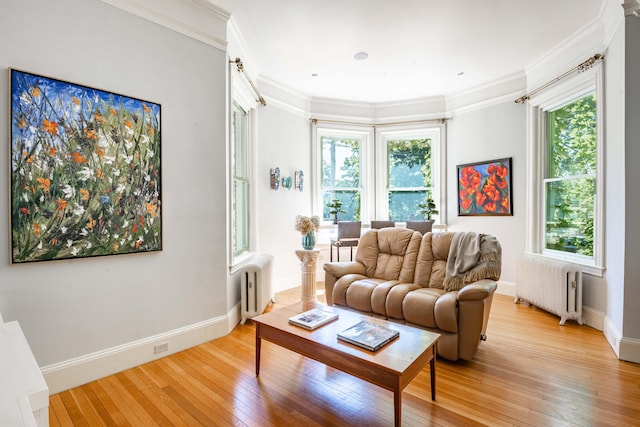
[42,310,235,394]
[602,316,640,363]
[619,336,640,363]
[498,280,607,333]
[582,306,604,331]
[604,316,622,359]
[496,280,515,297]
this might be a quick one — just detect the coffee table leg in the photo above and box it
[430,351,436,400]
[255,325,261,376]
[394,388,401,427]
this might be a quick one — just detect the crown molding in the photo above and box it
[100,0,229,50]
[446,70,526,114]
[525,13,605,90]
[262,94,310,119]
[227,17,259,77]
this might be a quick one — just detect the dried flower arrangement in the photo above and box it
[295,215,320,235]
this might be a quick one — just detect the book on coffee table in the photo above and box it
[288,308,339,330]
[337,320,400,351]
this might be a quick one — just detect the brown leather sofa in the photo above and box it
[323,228,501,361]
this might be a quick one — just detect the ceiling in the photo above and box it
[212,0,606,103]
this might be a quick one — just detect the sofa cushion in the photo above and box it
[332,273,369,306]
[402,288,458,333]
[344,279,399,315]
[385,283,422,319]
[355,228,421,282]
[414,232,454,289]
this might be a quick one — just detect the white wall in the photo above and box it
[603,14,626,333]
[0,0,229,379]
[623,14,640,342]
[446,101,527,290]
[256,100,313,293]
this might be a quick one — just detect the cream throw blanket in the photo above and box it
[443,232,501,291]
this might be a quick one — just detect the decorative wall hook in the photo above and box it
[270,167,280,190]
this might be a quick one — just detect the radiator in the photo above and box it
[515,254,583,325]
[240,253,274,325]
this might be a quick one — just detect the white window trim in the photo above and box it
[375,125,444,223]
[312,125,373,224]
[525,64,604,276]
[312,122,445,226]
[229,63,258,269]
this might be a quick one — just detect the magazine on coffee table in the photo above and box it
[288,308,339,330]
[337,320,400,351]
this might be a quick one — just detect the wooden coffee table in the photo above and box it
[253,301,440,427]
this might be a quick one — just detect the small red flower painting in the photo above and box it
[457,158,512,216]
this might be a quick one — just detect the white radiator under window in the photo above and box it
[240,253,274,325]
[515,254,583,325]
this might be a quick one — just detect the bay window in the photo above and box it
[314,123,443,225]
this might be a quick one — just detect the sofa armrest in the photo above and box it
[323,262,366,306]
[457,278,497,301]
[323,261,366,278]
[456,279,497,361]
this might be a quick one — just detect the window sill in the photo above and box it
[538,251,604,277]
[229,251,257,273]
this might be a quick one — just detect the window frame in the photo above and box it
[229,61,258,268]
[525,64,604,276]
[312,122,444,226]
[313,126,372,224]
[231,102,250,258]
[376,126,442,222]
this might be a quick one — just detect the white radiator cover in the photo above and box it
[240,253,274,325]
[515,254,583,325]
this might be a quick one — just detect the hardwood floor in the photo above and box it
[50,288,640,426]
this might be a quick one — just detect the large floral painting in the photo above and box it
[10,69,162,263]
[457,157,512,216]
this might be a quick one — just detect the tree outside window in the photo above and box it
[545,93,596,257]
[321,136,361,221]
[387,138,433,221]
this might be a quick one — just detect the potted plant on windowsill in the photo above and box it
[409,195,438,233]
[326,199,346,224]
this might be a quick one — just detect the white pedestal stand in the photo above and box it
[295,249,320,301]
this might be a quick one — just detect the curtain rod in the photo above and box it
[230,57,266,107]
[310,117,448,128]
[515,53,604,104]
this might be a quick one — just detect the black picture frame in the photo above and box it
[10,69,162,263]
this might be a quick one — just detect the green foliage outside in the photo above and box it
[387,138,432,221]
[321,136,433,222]
[321,137,361,221]
[545,93,596,257]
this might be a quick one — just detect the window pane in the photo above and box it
[387,138,432,188]
[322,191,360,222]
[233,179,249,254]
[389,190,426,221]
[547,94,596,178]
[545,92,596,259]
[232,102,249,257]
[545,178,594,256]
[387,138,432,221]
[321,137,360,188]
[232,104,247,178]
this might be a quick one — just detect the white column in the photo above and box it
[295,250,320,301]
